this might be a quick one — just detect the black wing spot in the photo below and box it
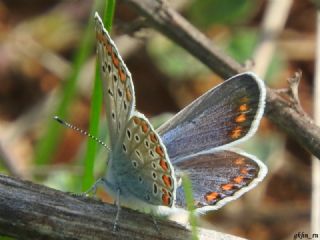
[118,88,123,97]
[108,88,113,96]
[113,74,118,82]
[126,129,131,139]
[152,172,157,180]
[135,134,140,142]
[122,144,127,153]
[132,161,138,168]
[153,183,158,195]
[149,150,154,158]
[152,162,156,169]
[135,150,141,159]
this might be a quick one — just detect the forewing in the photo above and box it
[158,73,266,162]
[95,14,135,150]
[174,150,267,212]
[95,13,176,208]
[118,114,176,207]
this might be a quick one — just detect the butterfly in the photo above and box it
[93,12,267,225]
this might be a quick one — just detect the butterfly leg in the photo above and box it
[71,178,105,198]
[83,178,106,198]
[152,215,161,234]
[113,188,121,232]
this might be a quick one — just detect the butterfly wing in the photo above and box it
[118,114,176,208]
[158,73,266,162]
[95,13,176,209]
[95,14,135,150]
[174,150,267,212]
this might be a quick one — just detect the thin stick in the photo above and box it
[252,0,293,77]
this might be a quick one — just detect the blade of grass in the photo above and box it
[82,0,116,191]
[182,174,199,240]
[34,10,96,166]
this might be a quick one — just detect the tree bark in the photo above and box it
[0,174,246,240]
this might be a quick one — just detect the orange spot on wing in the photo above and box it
[155,146,164,157]
[221,183,234,191]
[233,176,244,184]
[126,88,132,102]
[159,159,168,171]
[106,44,112,54]
[118,68,126,82]
[230,126,242,139]
[150,133,158,143]
[141,121,149,133]
[97,32,103,42]
[133,117,141,125]
[204,192,220,202]
[162,189,171,206]
[112,52,119,67]
[235,114,246,123]
[162,175,172,188]
[240,168,248,175]
[239,104,249,112]
[235,157,245,165]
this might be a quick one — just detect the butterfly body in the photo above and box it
[94,12,267,217]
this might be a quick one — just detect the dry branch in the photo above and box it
[124,0,320,159]
[0,174,246,240]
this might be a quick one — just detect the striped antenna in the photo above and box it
[54,116,110,151]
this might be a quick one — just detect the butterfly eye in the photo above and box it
[144,140,149,148]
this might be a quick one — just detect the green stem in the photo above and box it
[82,0,116,191]
[182,175,199,240]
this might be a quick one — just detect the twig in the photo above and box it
[124,0,244,78]
[0,142,22,177]
[0,174,246,240]
[252,0,293,77]
[124,0,320,159]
